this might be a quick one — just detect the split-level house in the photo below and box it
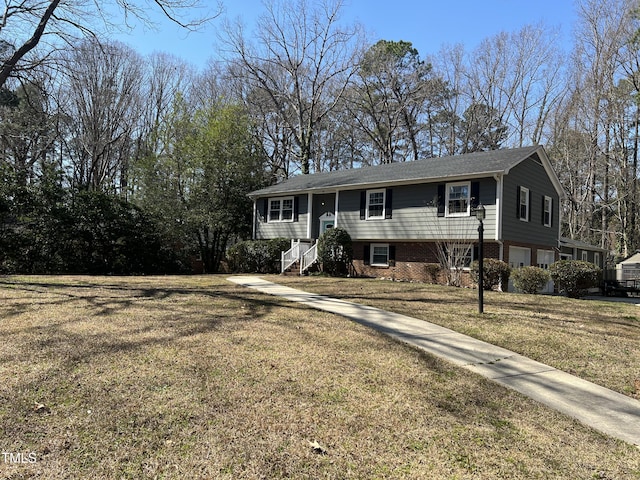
[248,145,564,288]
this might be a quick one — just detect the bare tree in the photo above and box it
[60,39,144,192]
[221,0,361,175]
[0,0,220,89]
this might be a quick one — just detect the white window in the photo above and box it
[370,243,389,266]
[543,196,552,227]
[519,186,529,221]
[581,251,588,262]
[366,189,385,219]
[449,244,473,269]
[446,181,470,217]
[594,252,600,266]
[268,196,294,222]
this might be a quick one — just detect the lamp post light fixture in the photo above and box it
[475,204,486,314]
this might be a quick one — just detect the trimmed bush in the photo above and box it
[511,266,550,294]
[317,227,353,276]
[549,260,602,298]
[226,238,290,273]
[470,258,511,291]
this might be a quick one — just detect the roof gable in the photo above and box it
[250,145,560,198]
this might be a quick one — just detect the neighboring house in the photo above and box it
[248,145,563,287]
[559,237,608,269]
[615,251,640,282]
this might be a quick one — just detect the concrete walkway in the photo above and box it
[228,276,640,447]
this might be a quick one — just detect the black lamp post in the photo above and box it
[475,204,486,314]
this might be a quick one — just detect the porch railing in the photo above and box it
[281,240,301,273]
[300,243,318,274]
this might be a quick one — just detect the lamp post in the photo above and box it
[475,204,486,314]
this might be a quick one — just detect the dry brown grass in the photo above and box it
[0,275,639,479]
[272,275,640,399]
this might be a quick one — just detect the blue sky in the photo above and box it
[113,0,577,68]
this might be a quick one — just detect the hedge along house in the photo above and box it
[248,145,564,288]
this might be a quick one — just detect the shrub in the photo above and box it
[470,258,511,291]
[511,266,551,294]
[549,260,602,298]
[425,263,441,283]
[226,238,290,273]
[317,227,353,276]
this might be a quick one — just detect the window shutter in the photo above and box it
[389,245,396,261]
[541,196,545,225]
[437,184,445,217]
[527,190,531,221]
[363,245,370,265]
[385,188,393,219]
[470,181,480,210]
[516,186,521,218]
[360,191,366,220]
[262,199,268,221]
[550,198,553,227]
[293,196,299,222]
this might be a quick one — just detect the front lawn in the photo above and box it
[0,275,638,479]
[271,275,640,399]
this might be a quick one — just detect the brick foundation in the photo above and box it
[352,241,504,286]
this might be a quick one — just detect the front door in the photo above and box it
[318,212,335,236]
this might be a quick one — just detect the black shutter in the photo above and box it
[541,195,545,225]
[360,191,366,220]
[385,188,393,219]
[437,184,445,217]
[293,196,299,222]
[389,245,396,266]
[262,198,268,221]
[516,186,521,218]
[527,190,531,221]
[363,245,371,265]
[470,181,480,210]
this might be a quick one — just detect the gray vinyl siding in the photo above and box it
[501,157,560,246]
[337,178,497,241]
[254,194,308,240]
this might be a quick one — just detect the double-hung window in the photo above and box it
[366,189,385,219]
[519,186,530,221]
[446,182,470,217]
[268,196,294,222]
[370,244,389,266]
[451,244,473,269]
[543,195,552,227]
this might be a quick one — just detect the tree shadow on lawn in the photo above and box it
[0,276,306,372]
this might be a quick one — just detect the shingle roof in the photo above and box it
[249,145,543,198]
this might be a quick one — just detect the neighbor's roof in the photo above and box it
[250,145,558,198]
[618,252,640,264]
[559,237,609,252]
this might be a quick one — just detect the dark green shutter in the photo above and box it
[363,245,370,265]
[360,191,366,220]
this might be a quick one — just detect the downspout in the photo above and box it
[494,173,504,259]
[252,199,257,240]
[494,173,506,288]
[307,193,313,240]
[334,190,340,228]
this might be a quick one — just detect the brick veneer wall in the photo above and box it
[352,241,502,285]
